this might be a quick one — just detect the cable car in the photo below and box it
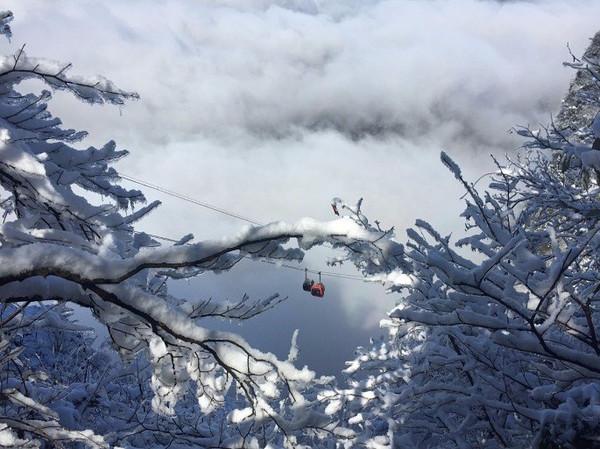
[310,272,325,298]
[302,269,314,292]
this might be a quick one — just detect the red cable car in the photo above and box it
[310,272,325,298]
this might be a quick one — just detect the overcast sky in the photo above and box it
[3,0,600,374]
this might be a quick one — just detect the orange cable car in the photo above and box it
[310,272,325,298]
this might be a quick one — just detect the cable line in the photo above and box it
[120,174,369,282]
[120,174,263,226]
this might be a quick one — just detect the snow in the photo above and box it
[593,113,600,138]
[440,150,462,180]
[2,7,600,449]
[287,328,300,362]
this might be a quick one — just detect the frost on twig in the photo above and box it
[0,11,12,41]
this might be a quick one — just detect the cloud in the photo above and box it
[2,0,599,374]
[3,0,600,148]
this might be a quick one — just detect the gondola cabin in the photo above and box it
[310,282,325,298]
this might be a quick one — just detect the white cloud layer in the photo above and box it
[4,0,600,146]
[2,0,599,373]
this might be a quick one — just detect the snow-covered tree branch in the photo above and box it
[0,11,396,448]
[4,6,600,449]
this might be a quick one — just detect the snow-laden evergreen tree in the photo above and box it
[0,11,399,448]
[5,6,600,448]
[317,31,600,449]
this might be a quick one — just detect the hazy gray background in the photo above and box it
[3,0,600,375]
